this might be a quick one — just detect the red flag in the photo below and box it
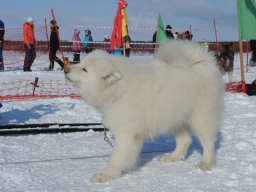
[111,0,128,51]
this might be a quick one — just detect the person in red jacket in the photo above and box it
[23,17,37,71]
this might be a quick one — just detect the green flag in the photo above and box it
[237,0,256,40]
[157,14,167,43]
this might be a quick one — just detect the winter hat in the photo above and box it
[27,17,34,22]
[166,25,172,31]
[50,20,56,25]
[104,35,110,40]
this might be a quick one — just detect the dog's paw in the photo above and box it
[160,154,181,162]
[91,173,115,183]
[196,162,212,171]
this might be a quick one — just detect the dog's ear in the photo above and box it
[103,71,122,87]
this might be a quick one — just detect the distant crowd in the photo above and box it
[0,18,197,72]
[0,17,107,72]
[1,18,255,73]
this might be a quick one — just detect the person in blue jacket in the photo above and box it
[84,30,93,54]
[0,103,2,119]
[0,20,5,71]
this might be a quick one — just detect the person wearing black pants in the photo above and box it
[73,50,80,64]
[47,20,64,71]
[249,40,256,67]
[24,44,36,71]
[48,46,64,70]
[0,19,5,71]
[121,35,131,57]
[23,17,37,72]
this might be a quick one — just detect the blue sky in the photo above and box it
[1,0,238,42]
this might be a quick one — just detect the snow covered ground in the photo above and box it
[0,52,256,192]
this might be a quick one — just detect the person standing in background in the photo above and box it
[152,24,174,48]
[0,20,5,71]
[0,103,2,119]
[202,39,209,51]
[185,30,193,40]
[122,35,131,57]
[249,40,256,67]
[72,29,81,64]
[84,30,93,54]
[165,25,174,39]
[23,17,37,72]
[103,35,111,53]
[47,20,64,71]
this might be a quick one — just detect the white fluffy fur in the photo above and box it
[65,40,224,183]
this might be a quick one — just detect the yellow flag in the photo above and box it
[121,8,128,38]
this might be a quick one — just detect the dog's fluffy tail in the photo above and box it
[155,40,216,68]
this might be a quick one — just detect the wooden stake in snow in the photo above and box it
[31,77,39,96]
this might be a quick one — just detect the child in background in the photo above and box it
[103,35,111,53]
[202,39,209,51]
[84,30,93,54]
[72,29,81,64]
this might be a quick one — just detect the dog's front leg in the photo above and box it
[91,131,144,183]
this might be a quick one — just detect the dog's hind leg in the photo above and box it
[190,105,220,171]
[160,124,191,162]
[195,136,216,171]
[91,131,144,183]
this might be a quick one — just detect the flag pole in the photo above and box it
[239,40,245,83]
[155,12,160,53]
[246,40,249,72]
[51,9,65,67]
[214,19,219,56]
[123,39,126,56]
[237,2,245,90]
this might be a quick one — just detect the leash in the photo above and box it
[0,150,171,166]
[103,123,113,147]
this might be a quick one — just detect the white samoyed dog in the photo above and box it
[65,40,224,183]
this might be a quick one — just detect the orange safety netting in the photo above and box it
[0,80,81,103]
[0,80,248,103]
[225,81,247,93]
[0,24,250,103]
[3,26,50,70]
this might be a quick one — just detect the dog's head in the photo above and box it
[219,42,234,58]
[64,50,123,107]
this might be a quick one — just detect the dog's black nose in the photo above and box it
[64,67,70,74]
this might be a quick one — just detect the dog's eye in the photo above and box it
[82,68,88,73]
